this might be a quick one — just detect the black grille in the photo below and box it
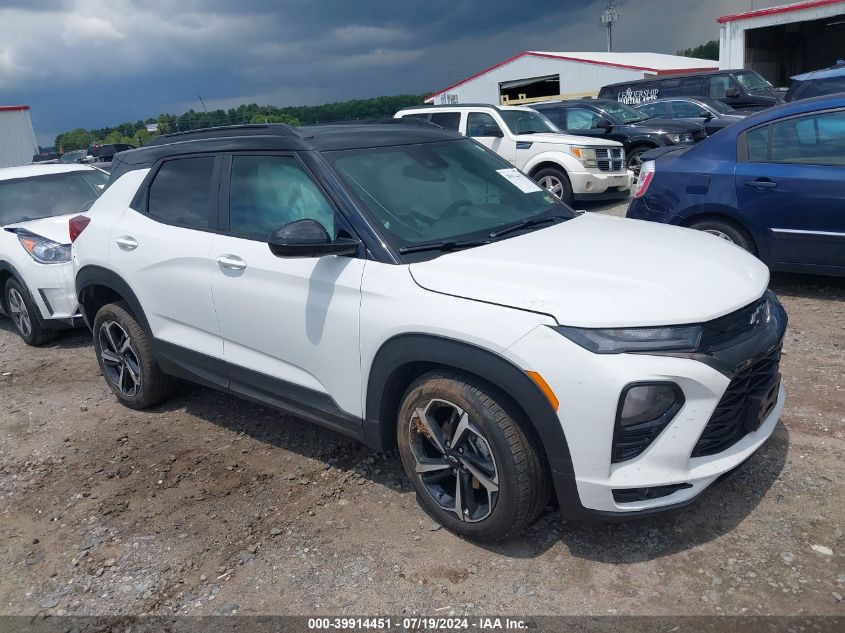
[699,295,768,350]
[691,346,782,458]
[596,147,624,172]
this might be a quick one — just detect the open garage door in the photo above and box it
[499,74,560,104]
[745,14,845,87]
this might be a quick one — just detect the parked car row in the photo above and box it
[0,120,790,541]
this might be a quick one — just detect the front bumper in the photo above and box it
[15,259,80,324]
[505,307,785,517]
[569,169,633,198]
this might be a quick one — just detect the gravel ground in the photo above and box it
[0,203,843,617]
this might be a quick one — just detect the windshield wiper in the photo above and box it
[489,213,570,239]
[398,238,490,254]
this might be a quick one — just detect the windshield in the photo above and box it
[699,97,735,114]
[735,71,773,94]
[599,102,647,123]
[325,139,574,256]
[498,109,560,134]
[0,170,108,226]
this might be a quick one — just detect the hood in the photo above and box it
[515,132,621,147]
[3,213,78,244]
[630,118,703,133]
[409,213,769,328]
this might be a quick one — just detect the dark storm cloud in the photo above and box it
[1,0,783,145]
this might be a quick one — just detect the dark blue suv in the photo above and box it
[627,94,845,277]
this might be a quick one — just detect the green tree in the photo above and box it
[249,113,300,125]
[678,40,719,61]
[55,128,96,152]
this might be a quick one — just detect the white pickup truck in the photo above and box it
[395,104,632,205]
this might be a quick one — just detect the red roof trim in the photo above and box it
[426,52,716,100]
[0,105,31,112]
[717,0,844,23]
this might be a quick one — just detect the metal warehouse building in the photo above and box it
[719,0,845,86]
[424,51,718,106]
[0,106,38,168]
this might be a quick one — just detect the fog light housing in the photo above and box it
[612,382,684,463]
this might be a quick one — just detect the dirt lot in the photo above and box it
[1,211,843,617]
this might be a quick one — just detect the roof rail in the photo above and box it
[398,103,502,111]
[145,123,311,147]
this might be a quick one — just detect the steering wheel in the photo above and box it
[441,199,472,220]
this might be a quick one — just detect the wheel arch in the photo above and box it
[677,210,760,256]
[0,260,24,314]
[364,334,576,483]
[76,265,151,335]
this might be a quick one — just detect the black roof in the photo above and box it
[532,98,618,108]
[114,123,462,167]
[601,69,749,90]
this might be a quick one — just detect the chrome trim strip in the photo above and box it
[771,228,845,238]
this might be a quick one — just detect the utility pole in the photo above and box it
[601,0,619,53]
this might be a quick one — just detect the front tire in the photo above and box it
[533,166,574,206]
[397,371,550,541]
[4,278,56,346]
[626,146,653,179]
[92,302,175,409]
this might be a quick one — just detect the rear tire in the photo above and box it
[4,278,57,346]
[92,302,176,409]
[688,218,754,253]
[533,166,574,206]
[396,370,550,541]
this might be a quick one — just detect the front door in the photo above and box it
[736,109,845,268]
[209,153,365,428]
[465,111,516,164]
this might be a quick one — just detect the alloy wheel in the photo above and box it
[538,175,564,199]
[98,320,141,397]
[408,398,499,523]
[628,152,644,178]
[703,229,735,243]
[7,288,32,338]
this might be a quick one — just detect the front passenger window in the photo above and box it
[228,155,335,240]
[466,112,502,137]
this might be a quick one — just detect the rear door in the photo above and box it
[208,153,365,424]
[108,154,225,376]
[735,109,845,268]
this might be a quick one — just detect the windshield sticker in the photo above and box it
[618,87,659,105]
[496,168,543,194]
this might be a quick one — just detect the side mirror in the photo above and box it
[480,124,504,138]
[726,88,740,98]
[700,111,713,120]
[268,219,359,258]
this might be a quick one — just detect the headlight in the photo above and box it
[666,133,693,144]
[17,232,71,264]
[570,146,598,168]
[554,324,702,354]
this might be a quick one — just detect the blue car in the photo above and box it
[627,94,845,276]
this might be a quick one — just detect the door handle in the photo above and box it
[116,236,138,251]
[745,179,777,190]
[217,255,247,271]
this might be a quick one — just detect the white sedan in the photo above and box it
[0,164,108,345]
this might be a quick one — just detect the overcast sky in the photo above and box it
[1,0,784,145]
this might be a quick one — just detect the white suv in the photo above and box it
[395,104,632,205]
[0,164,107,344]
[72,123,785,540]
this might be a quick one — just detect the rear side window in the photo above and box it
[430,112,461,131]
[679,77,705,96]
[148,157,215,228]
[228,155,335,240]
[745,126,770,162]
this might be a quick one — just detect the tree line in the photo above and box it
[54,93,428,152]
